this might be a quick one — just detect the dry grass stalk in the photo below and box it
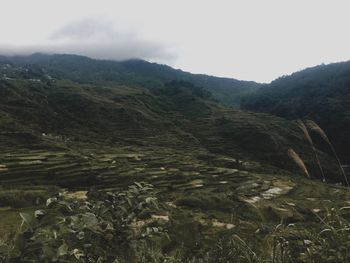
[288,148,310,178]
[297,120,313,145]
[305,120,331,144]
[297,120,326,182]
[305,120,349,187]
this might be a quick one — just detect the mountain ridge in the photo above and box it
[0,53,261,106]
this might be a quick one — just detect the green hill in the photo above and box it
[0,53,261,106]
[241,61,350,163]
[0,53,344,183]
[0,63,339,183]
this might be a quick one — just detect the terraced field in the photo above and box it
[1,144,349,233]
[0,140,349,263]
[0,150,93,186]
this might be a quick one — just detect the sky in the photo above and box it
[0,0,350,83]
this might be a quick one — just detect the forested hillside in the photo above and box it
[0,53,260,106]
[241,61,350,163]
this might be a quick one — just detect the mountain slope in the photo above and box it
[241,61,350,163]
[0,70,339,183]
[0,53,261,106]
[1,56,350,262]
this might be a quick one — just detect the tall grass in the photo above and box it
[297,120,325,182]
[287,148,310,179]
[305,120,349,187]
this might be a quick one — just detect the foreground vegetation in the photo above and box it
[1,182,350,262]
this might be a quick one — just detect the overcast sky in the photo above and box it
[1,0,350,83]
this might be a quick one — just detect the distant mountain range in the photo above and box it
[0,53,261,106]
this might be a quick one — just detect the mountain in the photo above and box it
[241,61,350,163]
[0,56,339,182]
[1,54,350,262]
[0,53,261,106]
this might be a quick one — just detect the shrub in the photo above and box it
[0,182,159,262]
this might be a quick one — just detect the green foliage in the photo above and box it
[262,207,350,262]
[1,182,350,262]
[0,182,160,262]
[187,207,350,263]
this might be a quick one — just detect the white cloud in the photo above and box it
[50,18,118,41]
[0,17,176,63]
[0,0,350,82]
